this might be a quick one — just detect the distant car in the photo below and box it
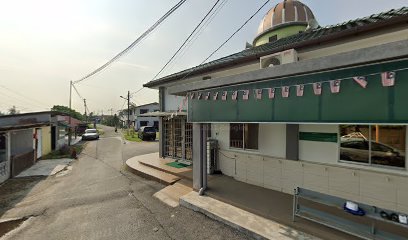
[82,129,99,141]
[138,126,156,141]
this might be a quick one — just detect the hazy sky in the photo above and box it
[1,0,407,115]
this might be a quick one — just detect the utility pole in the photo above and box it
[68,81,73,146]
[83,99,87,124]
[127,91,130,129]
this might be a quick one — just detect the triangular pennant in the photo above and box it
[232,91,238,100]
[381,71,395,87]
[282,86,290,98]
[268,88,275,99]
[296,85,304,97]
[353,76,368,88]
[330,80,341,93]
[313,82,322,95]
[190,92,195,99]
[255,89,262,100]
[222,91,227,101]
[213,92,218,100]
[197,92,202,100]
[243,90,249,100]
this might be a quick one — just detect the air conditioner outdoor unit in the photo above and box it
[260,48,298,69]
[206,139,218,175]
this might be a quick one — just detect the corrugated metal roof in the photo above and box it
[145,7,408,88]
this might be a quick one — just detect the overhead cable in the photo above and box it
[72,0,187,85]
[152,0,222,81]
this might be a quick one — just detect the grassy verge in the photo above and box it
[123,129,143,142]
[42,143,86,160]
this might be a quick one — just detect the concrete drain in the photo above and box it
[0,217,29,237]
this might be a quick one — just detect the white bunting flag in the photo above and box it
[282,86,290,98]
[330,80,341,93]
[268,88,275,99]
[243,90,249,100]
[232,91,238,100]
[296,85,304,97]
[205,92,210,100]
[313,82,322,95]
[222,91,227,101]
[197,92,202,100]
[213,92,218,100]
[381,71,395,87]
[190,92,195,99]
[255,89,263,100]
[353,76,368,88]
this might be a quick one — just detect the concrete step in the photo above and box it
[126,159,180,185]
[138,156,192,180]
[153,182,193,207]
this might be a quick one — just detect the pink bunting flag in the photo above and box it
[255,89,263,100]
[205,92,210,100]
[222,91,227,101]
[243,90,249,100]
[330,80,341,93]
[213,92,218,100]
[296,85,304,97]
[381,71,396,87]
[232,91,238,100]
[313,82,322,95]
[268,88,275,99]
[353,76,367,88]
[197,92,202,100]
[190,92,195,99]
[281,86,290,98]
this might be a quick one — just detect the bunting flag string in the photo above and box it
[189,69,404,102]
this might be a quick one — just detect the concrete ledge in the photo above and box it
[126,156,180,185]
[180,191,319,240]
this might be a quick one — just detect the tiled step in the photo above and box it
[126,159,180,185]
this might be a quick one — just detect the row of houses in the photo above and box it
[120,102,159,130]
[143,0,408,234]
[0,111,80,184]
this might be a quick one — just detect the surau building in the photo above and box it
[145,1,408,238]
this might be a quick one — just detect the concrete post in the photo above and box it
[286,124,299,160]
[192,123,202,191]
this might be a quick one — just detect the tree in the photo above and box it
[51,105,84,121]
[8,106,19,115]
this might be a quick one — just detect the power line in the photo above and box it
[72,0,188,85]
[0,85,49,108]
[152,0,222,81]
[132,0,268,97]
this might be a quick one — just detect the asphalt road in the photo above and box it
[0,126,249,240]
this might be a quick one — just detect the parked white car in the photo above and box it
[82,129,99,141]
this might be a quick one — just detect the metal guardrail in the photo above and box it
[293,187,408,240]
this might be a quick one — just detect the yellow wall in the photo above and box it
[41,126,52,156]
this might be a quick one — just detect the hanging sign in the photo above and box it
[232,91,238,100]
[381,71,395,87]
[255,89,262,100]
[353,76,368,88]
[282,86,290,98]
[268,88,275,99]
[213,92,219,100]
[330,80,341,93]
[243,90,249,100]
[313,82,322,95]
[296,85,304,97]
[222,91,227,101]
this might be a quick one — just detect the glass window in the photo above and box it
[229,123,258,150]
[340,125,406,168]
